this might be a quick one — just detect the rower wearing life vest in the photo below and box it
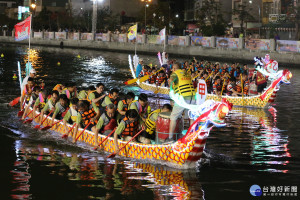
[21,86,41,120]
[74,100,100,143]
[139,104,172,144]
[87,83,106,108]
[31,89,49,119]
[50,94,70,125]
[20,77,35,110]
[129,93,151,122]
[21,68,36,95]
[168,62,196,142]
[92,104,117,147]
[37,90,59,126]
[63,98,79,133]
[101,88,119,111]
[117,92,135,120]
[61,82,77,99]
[113,109,141,154]
[213,76,222,96]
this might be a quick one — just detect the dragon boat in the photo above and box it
[22,99,232,169]
[128,55,292,108]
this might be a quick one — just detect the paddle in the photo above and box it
[17,100,26,117]
[20,109,33,121]
[9,97,20,107]
[24,112,41,124]
[34,111,53,129]
[124,69,162,85]
[241,74,244,106]
[107,129,144,158]
[154,80,166,94]
[93,128,116,150]
[40,119,63,131]
[74,121,92,143]
[220,79,226,96]
[62,123,77,139]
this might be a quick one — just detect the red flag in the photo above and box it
[14,16,31,41]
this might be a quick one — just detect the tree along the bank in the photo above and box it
[232,2,254,36]
[195,0,226,36]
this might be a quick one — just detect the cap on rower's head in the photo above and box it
[139,58,143,62]
[30,69,36,74]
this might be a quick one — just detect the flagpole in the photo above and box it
[135,23,138,56]
[28,14,32,65]
[163,26,166,52]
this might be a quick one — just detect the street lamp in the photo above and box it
[141,0,152,30]
[91,0,103,34]
[249,0,261,36]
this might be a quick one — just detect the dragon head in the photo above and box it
[281,69,292,84]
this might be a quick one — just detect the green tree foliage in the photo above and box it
[195,0,226,36]
[232,2,254,34]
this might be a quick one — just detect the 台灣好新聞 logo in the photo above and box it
[250,185,262,196]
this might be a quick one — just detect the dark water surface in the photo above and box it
[0,44,299,199]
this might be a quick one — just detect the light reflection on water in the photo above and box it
[1,44,299,199]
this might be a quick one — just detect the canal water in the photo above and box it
[0,44,299,199]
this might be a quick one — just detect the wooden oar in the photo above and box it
[34,111,53,129]
[62,123,77,139]
[241,74,244,106]
[154,80,166,94]
[93,128,116,150]
[40,119,63,131]
[74,121,92,143]
[9,97,20,107]
[107,129,144,158]
[220,79,226,96]
[17,100,26,117]
[20,109,33,121]
[124,69,162,85]
[24,112,41,124]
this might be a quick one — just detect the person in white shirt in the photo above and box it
[21,69,36,94]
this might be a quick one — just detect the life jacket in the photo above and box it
[56,102,69,117]
[87,90,103,106]
[235,81,242,93]
[226,84,234,96]
[213,82,222,92]
[145,109,160,135]
[100,112,117,133]
[69,107,79,122]
[108,94,118,105]
[256,72,267,85]
[243,81,249,95]
[173,69,195,97]
[121,117,139,137]
[131,100,151,117]
[78,90,88,100]
[48,99,56,111]
[149,75,157,84]
[79,106,98,126]
[156,75,165,85]
[120,100,129,112]
[139,70,149,77]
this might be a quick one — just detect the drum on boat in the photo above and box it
[156,112,183,142]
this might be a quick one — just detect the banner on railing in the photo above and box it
[168,35,179,45]
[179,36,186,46]
[111,34,118,42]
[137,34,143,43]
[119,34,127,42]
[44,32,54,40]
[33,32,43,39]
[216,37,239,48]
[55,32,66,40]
[102,33,110,42]
[191,36,211,47]
[276,40,300,53]
[95,33,103,41]
[81,33,93,40]
[245,39,270,51]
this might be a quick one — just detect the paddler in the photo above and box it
[92,104,117,147]
[31,89,49,118]
[113,109,140,154]
[117,92,135,120]
[62,82,77,99]
[21,86,41,120]
[87,83,106,109]
[168,62,196,142]
[73,100,100,143]
[53,83,65,93]
[50,94,69,125]
[101,88,119,111]
[129,93,151,122]
[37,90,60,125]
[135,58,143,78]
[20,77,35,110]
[139,103,172,144]
[63,98,80,135]
[21,68,36,94]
